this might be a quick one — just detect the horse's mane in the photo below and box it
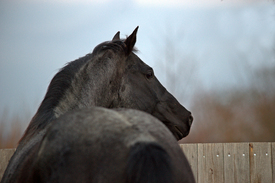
[42,55,92,113]
[20,39,136,143]
[20,54,91,143]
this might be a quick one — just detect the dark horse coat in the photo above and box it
[1,27,195,183]
[17,108,195,183]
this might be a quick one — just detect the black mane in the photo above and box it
[21,39,137,142]
[39,55,91,115]
[25,54,92,134]
[41,40,134,114]
[23,40,130,137]
[38,41,125,115]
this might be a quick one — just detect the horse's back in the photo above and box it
[19,107,194,183]
[117,109,195,183]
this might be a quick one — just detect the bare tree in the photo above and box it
[152,28,198,107]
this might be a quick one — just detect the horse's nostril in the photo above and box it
[188,115,193,126]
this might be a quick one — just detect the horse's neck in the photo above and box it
[21,57,123,143]
[53,63,121,118]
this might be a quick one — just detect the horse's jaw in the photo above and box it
[151,91,193,141]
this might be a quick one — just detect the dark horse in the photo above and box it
[1,27,195,183]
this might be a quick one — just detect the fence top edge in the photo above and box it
[1,142,275,150]
[179,142,274,146]
[0,148,16,151]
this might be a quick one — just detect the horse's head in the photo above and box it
[108,27,193,140]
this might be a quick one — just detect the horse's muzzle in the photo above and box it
[188,115,193,126]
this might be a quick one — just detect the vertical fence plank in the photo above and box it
[224,143,250,183]
[198,143,224,183]
[250,142,272,183]
[272,142,275,183]
[180,144,198,182]
[0,149,16,181]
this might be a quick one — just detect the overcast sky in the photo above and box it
[0,0,275,124]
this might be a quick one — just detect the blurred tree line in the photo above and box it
[155,32,275,143]
[183,65,275,143]
[0,109,27,148]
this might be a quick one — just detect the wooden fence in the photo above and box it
[1,142,274,182]
[180,142,275,183]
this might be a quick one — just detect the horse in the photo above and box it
[1,27,194,183]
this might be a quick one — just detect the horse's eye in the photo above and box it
[146,69,154,79]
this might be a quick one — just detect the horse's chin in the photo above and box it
[173,125,190,141]
[174,126,184,140]
[162,122,190,141]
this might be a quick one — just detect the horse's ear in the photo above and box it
[112,31,120,41]
[124,26,139,55]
